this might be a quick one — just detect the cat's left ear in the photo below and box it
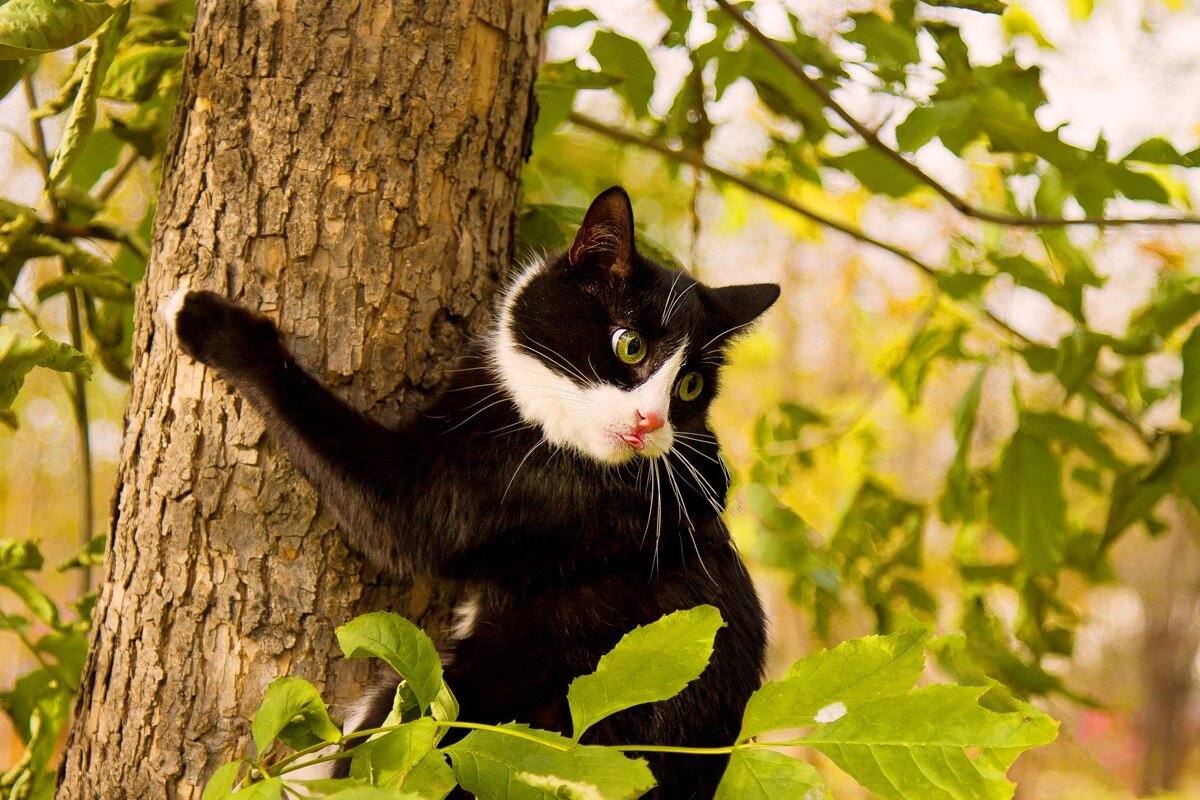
[569,186,635,281]
[708,283,781,338]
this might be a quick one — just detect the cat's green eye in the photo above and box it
[612,328,647,365]
[675,371,704,401]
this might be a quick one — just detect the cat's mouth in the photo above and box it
[611,429,671,460]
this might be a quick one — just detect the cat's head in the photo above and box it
[491,186,779,465]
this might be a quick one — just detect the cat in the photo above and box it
[168,186,778,799]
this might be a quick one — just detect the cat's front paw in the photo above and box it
[166,289,280,373]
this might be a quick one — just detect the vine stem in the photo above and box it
[23,75,95,597]
[713,0,1200,228]
[267,716,814,779]
[568,112,1154,448]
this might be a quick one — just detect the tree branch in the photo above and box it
[567,111,1153,446]
[714,0,1200,229]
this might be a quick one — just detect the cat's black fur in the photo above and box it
[172,187,778,799]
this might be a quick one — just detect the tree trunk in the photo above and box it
[56,0,545,796]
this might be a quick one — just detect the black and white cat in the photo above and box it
[168,187,778,799]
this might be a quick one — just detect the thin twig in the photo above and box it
[568,112,1153,446]
[21,77,51,182]
[714,0,1200,229]
[93,148,139,203]
[23,76,95,597]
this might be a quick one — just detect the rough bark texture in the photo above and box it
[57,0,545,796]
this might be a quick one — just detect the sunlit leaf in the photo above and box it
[990,429,1066,573]
[716,749,824,800]
[336,612,442,710]
[801,686,1058,800]
[201,760,245,800]
[446,725,655,800]
[47,2,129,187]
[589,32,654,119]
[567,606,723,740]
[1181,326,1200,426]
[251,676,341,753]
[739,628,928,741]
[0,0,115,59]
[0,327,91,412]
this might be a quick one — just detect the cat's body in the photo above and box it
[170,188,777,799]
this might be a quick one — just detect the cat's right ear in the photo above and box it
[569,186,635,281]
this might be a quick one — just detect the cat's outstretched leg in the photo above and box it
[165,290,414,571]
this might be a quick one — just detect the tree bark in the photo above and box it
[57,0,545,796]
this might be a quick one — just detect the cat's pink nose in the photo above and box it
[636,409,665,434]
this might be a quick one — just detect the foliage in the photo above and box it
[529,0,1200,712]
[206,609,1057,800]
[0,537,98,799]
[0,0,189,793]
[0,0,190,425]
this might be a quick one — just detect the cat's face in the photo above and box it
[492,187,779,466]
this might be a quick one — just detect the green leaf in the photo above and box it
[37,270,134,303]
[0,539,44,571]
[0,57,31,99]
[323,789,426,800]
[0,327,92,412]
[1001,5,1054,48]
[990,254,1081,321]
[990,429,1066,573]
[845,12,919,82]
[534,61,620,143]
[801,686,1058,800]
[567,606,724,740]
[47,2,129,187]
[251,676,341,753]
[939,367,986,524]
[396,750,457,798]
[101,42,185,101]
[1019,412,1123,471]
[446,725,655,800]
[544,8,597,29]
[349,718,437,788]
[336,612,442,710]
[825,148,922,197]
[1182,326,1200,426]
[201,760,244,800]
[739,628,928,741]
[1123,137,1193,167]
[67,127,124,191]
[893,320,968,408]
[589,32,654,119]
[230,779,283,800]
[715,749,824,800]
[895,100,972,152]
[0,0,115,59]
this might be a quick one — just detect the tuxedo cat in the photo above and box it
[169,187,777,799]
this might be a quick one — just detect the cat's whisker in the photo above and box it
[444,398,514,432]
[663,456,716,583]
[516,340,592,385]
[702,321,754,350]
[664,281,698,327]
[445,381,502,393]
[673,438,723,467]
[673,430,719,444]
[503,436,548,502]
[661,271,683,326]
[672,450,725,514]
[459,389,506,412]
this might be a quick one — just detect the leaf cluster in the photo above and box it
[207,609,1057,800]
